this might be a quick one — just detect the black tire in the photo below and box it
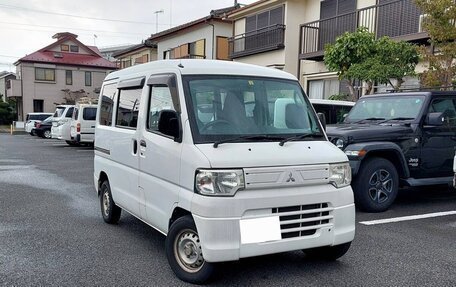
[30,130,36,136]
[43,129,51,139]
[99,180,121,224]
[304,242,351,261]
[165,215,215,284]
[353,157,399,212]
[66,140,79,146]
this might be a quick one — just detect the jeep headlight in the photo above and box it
[195,169,245,196]
[329,162,351,188]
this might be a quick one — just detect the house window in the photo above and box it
[116,88,142,128]
[70,45,79,53]
[35,68,55,82]
[61,44,69,51]
[85,71,92,86]
[245,5,284,32]
[66,70,72,85]
[216,37,229,60]
[170,39,205,59]
[308,78,340,99]
[122,59,131,68]
[33,99,44,112]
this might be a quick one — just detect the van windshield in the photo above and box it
[184,76,323,144]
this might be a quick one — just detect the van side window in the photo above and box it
[83,108,97,121]
[65,107,74,118]
[147,85,176,131]
[116,88,142,128]
[73,108,79,120]
[99,83,117,126]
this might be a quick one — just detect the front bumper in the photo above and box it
[191,185,355,262]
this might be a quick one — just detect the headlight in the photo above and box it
[329,162,351,188]
[195,169,245,196]
[335,138,345,149]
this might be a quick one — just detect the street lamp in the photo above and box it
[154,9,164,33]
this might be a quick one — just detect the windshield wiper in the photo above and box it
[378,117,415,124]
[279,133,324,146]
[213,135,285,148]
[353,117,385,124]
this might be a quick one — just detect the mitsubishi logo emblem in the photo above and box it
[286,172,295,183]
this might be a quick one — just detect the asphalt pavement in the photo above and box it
[1,134,456,286]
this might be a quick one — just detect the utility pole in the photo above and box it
[154,9,164,33]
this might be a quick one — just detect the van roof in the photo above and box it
[104,60,297,82]
[309,99,355,106]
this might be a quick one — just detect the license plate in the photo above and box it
[240,216,281,244]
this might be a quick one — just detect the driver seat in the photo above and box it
[219,92,250,132]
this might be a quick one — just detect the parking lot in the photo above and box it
[1,133,456,286]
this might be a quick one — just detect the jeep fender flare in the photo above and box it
[344,141,410,178]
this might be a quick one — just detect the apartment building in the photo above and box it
[150,6,238,61]
[7,32,116,120]
[112,40,158,69]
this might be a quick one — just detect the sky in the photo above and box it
[0,0,257,72]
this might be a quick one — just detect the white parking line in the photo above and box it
[359,211,456,226]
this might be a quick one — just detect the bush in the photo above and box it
[0,101,16,125]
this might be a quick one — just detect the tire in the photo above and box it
[353,157,399,212]
[66,140,80,146]
[165,215,215,284]
[303,242,351,261]
[30,130,36,136]
[99,180,121,224]
[43,130,51,139]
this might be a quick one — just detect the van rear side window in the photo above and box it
[99,83,117,126]
[116,88,142,128]
[83,107,97,121]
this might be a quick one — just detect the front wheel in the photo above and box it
[43,130,51,139]
[99,180,121,224]
[303,242,351,261]
[165,215,215,284]
[353,157,399,212]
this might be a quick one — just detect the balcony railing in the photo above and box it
[299,0,428,60]
[6,79,21,98]
[175,54,206,59]
[229,24,285,59]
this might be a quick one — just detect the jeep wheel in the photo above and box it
[353,157,399,212]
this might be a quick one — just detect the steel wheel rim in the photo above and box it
[102,190,110,217]
[368,169,393,204]
[174,229,204,273]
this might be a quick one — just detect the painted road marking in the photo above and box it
[359,211,456,226]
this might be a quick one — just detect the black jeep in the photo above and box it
[327,91,456,212]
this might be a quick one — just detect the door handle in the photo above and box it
[133,139,138,154]
[140,139,147,147]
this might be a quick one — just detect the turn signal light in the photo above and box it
[77,123,81,132]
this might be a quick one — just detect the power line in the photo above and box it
[0,3,171,26]
[1,26,144,39]
[0,54,21,58]
[0,21,151,36]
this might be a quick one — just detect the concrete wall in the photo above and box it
[17,62,112,120]
[157,21,233,60]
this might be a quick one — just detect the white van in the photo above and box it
[70,103,97,145]
[310,99,355,125]
[51,105,74,141]
[94,60,355,284]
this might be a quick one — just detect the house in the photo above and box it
[298,0,428,99]
[112,40,158,69]
[149,5,239,61]
[99,44,137,62]
[0,72,16,102]
[6,32,117,120]
[226,0,306,75]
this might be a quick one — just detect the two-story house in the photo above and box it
[227,0,306,75]
[0,72,16,102]
[298,0,428,99]
[7,32,117,120]
[112,40,158,69]
[149,5,239,61]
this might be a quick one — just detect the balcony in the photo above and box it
[175,54,206,59]
[229,24,285,59]
[6,79,22,98]
[299,0,429,61]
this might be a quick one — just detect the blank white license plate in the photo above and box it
[240,216,281,244]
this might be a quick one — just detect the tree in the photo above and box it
[325,28,419,100]
[0,100,16,125]
[61,89,87,104]
[414,0,456,89]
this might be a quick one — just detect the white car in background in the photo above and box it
[309,99,355,125]
[70,103,97,145]
[25,112,53,135]
[50,105,74,141]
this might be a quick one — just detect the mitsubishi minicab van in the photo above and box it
[70,103,97,145]
[94,60,355,284]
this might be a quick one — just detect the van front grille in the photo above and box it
[272,203,333,239]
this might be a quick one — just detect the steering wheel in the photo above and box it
[200,120,240,134]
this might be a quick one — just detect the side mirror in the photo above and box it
[317,112,326,131]
[158,109,181,142]
[425,112,445,126]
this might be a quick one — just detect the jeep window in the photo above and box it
[184,76,322,144]
[429,98,456,128]
[345,96,425,123]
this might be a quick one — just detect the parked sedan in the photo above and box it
[34,116,53,138]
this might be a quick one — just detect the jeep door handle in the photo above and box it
[140,140,147,147]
